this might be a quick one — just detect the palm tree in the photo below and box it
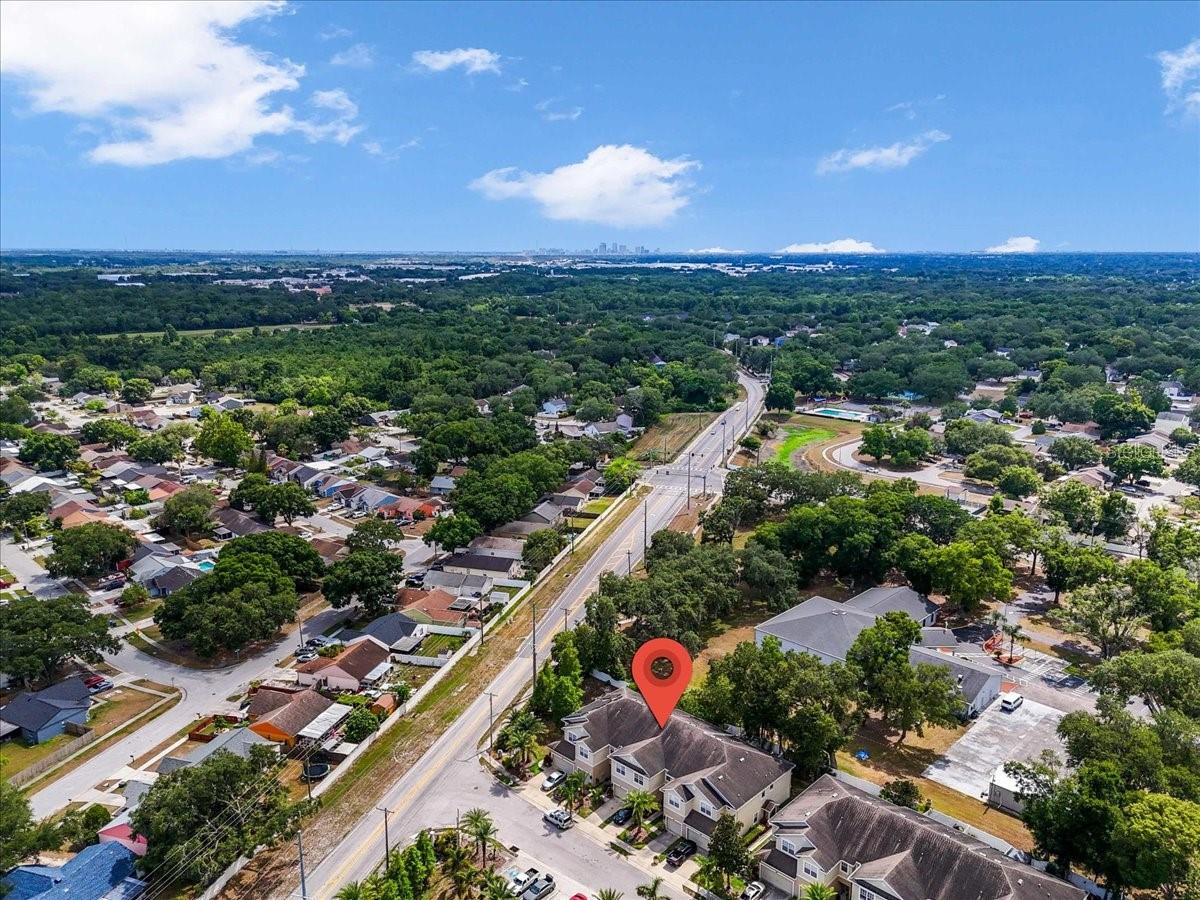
[636,876,666,899]
[623,789,659,840]
[800,884,837,900]
[695,855,722,893]
[334,881,377,900]
[441,840,477,896]
[985,609,1005,645]
[559,770,587,810]
[479,871,517,899]
[460,807,499,864]
[1002,621,1025,661]
[596,891,624,900]
[498,709,545,772]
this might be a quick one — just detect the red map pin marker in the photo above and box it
[631,638,692,729]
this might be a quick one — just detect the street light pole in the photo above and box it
[643,500,648,551]
[530,597,538,679]
[378,806,392,862]
[627,548,633,575]
[297,831,308,900]
[686,452,692,509]
[484,691,496,752]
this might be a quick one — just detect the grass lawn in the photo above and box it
[420,633,467,656]
[631,412,717,462]
[692,599,775,684]
[583,497,615,514]
[773,424,836,467]
[836,719,1033,851]
[1,684,175,783]
[117,597,163,623]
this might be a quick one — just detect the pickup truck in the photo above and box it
[504,866,538,893]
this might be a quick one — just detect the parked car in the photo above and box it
[740,882,766,900]
[542,807,574,830]
[296,651,318,663]
[504,867,538,892]
[666,839,697,867]
[83,674,106,688]
[89,680,114,694]
[610,806,632,827]
[521,873,555,900]
[1000,691,1024,712]
[541,769,566,791]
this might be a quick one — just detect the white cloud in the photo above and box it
[983,235,1040,254]
[319,25,351,41]
[363,136,420,159]
[778,239,883,254]
[1156,38,1200,118]
[536,99,582,122]
[816,130,949,174]
[330,43,374,68]
[471,144,698,227]
[506,78,530,92]
[688,247,746,254]
[0,0,362,166]
[411,48,501,75]
[886,100,917,120]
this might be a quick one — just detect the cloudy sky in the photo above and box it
[1,0,1197,252]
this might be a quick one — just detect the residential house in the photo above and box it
[756,591,1001,716]
[466,535,524,560]
[757,774,1083,900]
[212,506,269,540]
[247,688,350,749]
[428,475,456,496]
[965,408,1006,425]
[309,536,349,566]
[167,385,198,404]
[441,552,523,579]
[397,587,475,626]
[549,689,793,850]
[420,570,494,598]
[340,611,428,653]
[474,399,492,416]
[0,840,148,900]
[97,813,148,857]
[359,410,404,427]
[0,677,91,744]
[1162,380,1194,402]
[541,398,569,417]
[295,638,391,692]
[157,725,277,775]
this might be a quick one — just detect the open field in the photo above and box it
[772,424,836,467]
[631,412,716,462]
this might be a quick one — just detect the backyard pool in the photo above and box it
[198,560,215,572]
[810,407,871,422]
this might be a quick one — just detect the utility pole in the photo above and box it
[297,831,308,900]
[378,807,391,862]
[686,452,692,509]
[627,548,633,575]
[562,608,569,632]
[643,500,648,550]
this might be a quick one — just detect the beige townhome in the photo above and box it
[758,774,1085,900]
[549,689,793,849]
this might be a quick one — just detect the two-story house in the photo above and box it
[758,774,1083,900]
[549,689,793,850]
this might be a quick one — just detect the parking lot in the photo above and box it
[923,696,1065,799]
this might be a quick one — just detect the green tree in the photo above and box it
[800,885,837,900]
[707,812,751,892]
[636,876,667,899]
[346,517,406,553]
[861,424,893,462]
[1090,650,1200,717]
[0,490,50,533]
[0,395,34,425]
[18,432,79,471]
[424,513,483,552]
[156,484,215,537]
[1043,541,1115,603]
[0,595,117,690]
[323,551,405,619]
[765,378,796,411]
[926,541,1012,612]
[194,412,253,466]
[256,481,315,525]
[79,418,140,448]
[344,706,380,742]
[1049,436,1102,470]
[998,465,1041,498]
[128,432,185,465]
[1113,792,1200,899]
[558,770,587,810]
[880,778,929,811]
[120,377,154,403]
[1061,579,1146,659]
[131,746,296,886]
[1177,448,1200,488]
[603,456,641,492]
[459,807,499,864]
[229,473,270,511]
[1107,444,1166,483]
[624,789,659,841]
[218,531,325,586]
[523,528,566,573]
[46,522,136,578]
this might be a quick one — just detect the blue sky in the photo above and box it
[1,1,1197,252]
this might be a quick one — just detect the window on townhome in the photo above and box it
[567,731,579,743]
[578,746,590,759]
[667,794,681,809]
[780,839,796,856]
[802,860,820,880]
[615,763,627,777]
[857,887,882,900]
[840,861,854,875]
[632,772,645,786]
[698,801,713,817]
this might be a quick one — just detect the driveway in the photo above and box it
[0,536,68,598]
[923,697,1065,800]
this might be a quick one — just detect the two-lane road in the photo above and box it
[293,374,764,899]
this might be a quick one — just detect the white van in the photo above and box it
[1000,692,1024,712]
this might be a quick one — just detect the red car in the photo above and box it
[569,895,588,900]
[83,674,106,688]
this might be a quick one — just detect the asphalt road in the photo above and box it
[296,373,765,899]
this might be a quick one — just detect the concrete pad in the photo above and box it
[923,697,1065,799]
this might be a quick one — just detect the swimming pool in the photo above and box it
[198,560,215,572]
[809,407,871,422]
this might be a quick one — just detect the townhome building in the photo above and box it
[758,774,1083,900]
[549,689,792,850]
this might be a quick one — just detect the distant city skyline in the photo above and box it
[1,1,1198,252]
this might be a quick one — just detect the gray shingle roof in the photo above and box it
[769,775,1083,900]
[844,585,937,622]
[1,677,90,732]
[755,596,878,661]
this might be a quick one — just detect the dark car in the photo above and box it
[521,873,555,900]
[610,806,632,827]
[666,839,697,867]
